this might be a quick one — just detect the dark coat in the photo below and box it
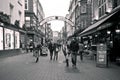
[48,42,54,52]
[70,40,79,52]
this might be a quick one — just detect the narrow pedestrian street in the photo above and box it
[0,50,120,80]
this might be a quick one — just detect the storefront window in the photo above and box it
[15,31,20,49]
[4,28,14,49]
[0,27,3,50]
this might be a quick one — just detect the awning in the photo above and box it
[79,6,120,37]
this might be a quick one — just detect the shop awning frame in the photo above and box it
[79,6,120,37]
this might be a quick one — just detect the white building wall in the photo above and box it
[0,0,10,14]
[0,0,25,50]
[9,0,25,28]
[0,0,25,28]
[67,0,76,35]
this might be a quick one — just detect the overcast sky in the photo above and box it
[39,0,70,32]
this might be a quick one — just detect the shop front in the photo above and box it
[0,25,21,54]
[0,13,23,55]
[77,6,120,65]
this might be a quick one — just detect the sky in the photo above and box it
[39,0,71,32]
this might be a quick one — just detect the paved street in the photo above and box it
[0,50,120,80]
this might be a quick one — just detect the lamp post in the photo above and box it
[115,29,120,33]
[115,23,120,34]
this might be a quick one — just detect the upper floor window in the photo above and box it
[18,0,22,6]
[9,3,14,23]
[80,20,87,29]
[81,4,87,13]
[25,17,30,27]
[99,0,106,6]
[113,0,120,8]
[98,0,107,18]
[25,0,28,10]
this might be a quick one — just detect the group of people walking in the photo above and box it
[48,42,61,61]
[28,37,84,68]
[62,38,84,68]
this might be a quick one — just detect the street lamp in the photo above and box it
[107,30,111,34]
[115,24,120,33]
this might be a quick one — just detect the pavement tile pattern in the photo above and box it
[0,50,120,80]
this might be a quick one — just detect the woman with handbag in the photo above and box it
[33,43,40,63]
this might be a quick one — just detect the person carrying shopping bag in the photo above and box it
[62,42,70,67]
[33,43,40,63]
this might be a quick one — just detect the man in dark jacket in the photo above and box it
[69,38,79,68]
[48,41,54,60]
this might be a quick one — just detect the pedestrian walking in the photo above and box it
[79,42,84,61]
[29,41,34,52]
[62,43,67,61]
[69,38,79,68]
[53,43,59,61]
[48,41,54,60]
[62,41,70,67]
[33,42,40,63]
[26,43,29,53]
[37,43,42,56]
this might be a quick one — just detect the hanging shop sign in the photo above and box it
[96,43,107,67]
[0,27,3,50]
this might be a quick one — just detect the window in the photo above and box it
[25,17,30,27]
[80,20,87,29]
[18,0,22,6]
[9,3,14,23]
[98,0,107,17]
[81,4,87,13]
[81,21,84,29]
[25,17,30,21]
[84,20,87,28]
[0,27,3,50]
[87,0,91,4]
[25,0,28,10]
[19,11,22,27]
[33,0,37,15]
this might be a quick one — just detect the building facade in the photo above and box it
[24,0,45,47]
[68,0,76,34]
[78,0,120,63]
[53,31,60,43]
[45,23,53,43]
[0,0,25,53]
[75,0,92,34]
[65,14,74,38]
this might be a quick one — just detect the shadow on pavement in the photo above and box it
[64,67,80,73]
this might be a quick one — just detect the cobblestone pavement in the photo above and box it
[0,50,120,80]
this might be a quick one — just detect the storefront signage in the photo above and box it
[96,43,107,67]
